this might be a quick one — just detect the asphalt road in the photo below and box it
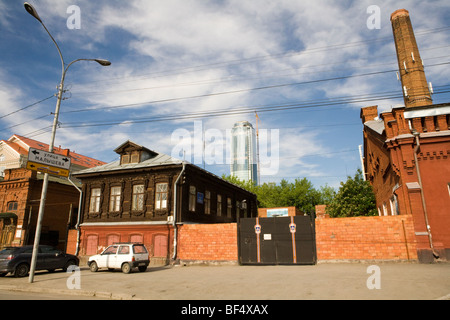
[0,261,449,300]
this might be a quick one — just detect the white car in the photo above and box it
[88,243,150,274]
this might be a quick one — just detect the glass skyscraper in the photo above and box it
[230,121,258,185]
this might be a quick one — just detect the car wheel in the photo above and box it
[121,262,132,274]
[89,261,98,272]
[63,260,77,271]
[138,266,147,272]
[14,263,29,278]
[0,273,7,277]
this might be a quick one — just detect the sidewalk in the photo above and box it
[0,261,449,300]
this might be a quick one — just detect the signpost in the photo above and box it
[26,148,71,177]
[26,148,71,283]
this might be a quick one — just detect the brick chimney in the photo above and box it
[391,9,432,108]
[360,105,379,123]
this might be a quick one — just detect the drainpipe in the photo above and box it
[411,127,439,259]
[68,174,83,256]
[172,162,186,261]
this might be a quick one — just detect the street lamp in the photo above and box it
[24,2,111,283]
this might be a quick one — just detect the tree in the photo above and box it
[326,169,377,218]
[222,175,323,214]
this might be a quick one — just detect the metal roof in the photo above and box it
[73,151,182,175]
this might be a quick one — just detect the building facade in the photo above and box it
[360,9,450,262]
[72,140,258,263]
[230,121,258,184]
[0,134,106,250]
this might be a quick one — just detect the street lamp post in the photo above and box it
[24,2,110,283]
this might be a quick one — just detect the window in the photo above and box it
[205,191,211,214]
[130,234,143,243]
[89,188,101,213]
[132,184,145,211]
[130,151,140,163]
[86,235,98,255]
[107,234,120,245]
[109,186,121,212]
[390,195,399,215]
[227,197,232,217]
[382,202,388,216]
[103,245,118,255]
[118,246,130,254]
[155,183,168,210]
[7,202,18,211]
[189,186,196,212]
[217,194,222,216]
[121,154,130,165]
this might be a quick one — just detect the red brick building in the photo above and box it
[360,9,450,262]
[0,134,106,250]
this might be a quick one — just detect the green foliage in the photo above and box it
[222,169,377,218]
[326,169,377,218]
[222,175,326,214]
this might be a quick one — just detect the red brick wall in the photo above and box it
[176,215,418,262]
[177,223,238,261]
[315,215,417,260]
[66,229,78,254]
[69,216,418,262]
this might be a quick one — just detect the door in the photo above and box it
[40,246,63,270]
[0,218,16,250]
[238,216,316,265]
[97,245,119,268]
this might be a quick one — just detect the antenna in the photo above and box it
[396,72,400,81]
[403,86,408,97]
[411,52,415,62]
[403,61,408,72]
[429,82,433,94]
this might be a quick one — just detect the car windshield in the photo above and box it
[133,245,148,254]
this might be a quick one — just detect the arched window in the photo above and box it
[7,202,18,212]
[86,234,98,255]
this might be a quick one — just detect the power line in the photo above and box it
[61,68,400,115]
[0,95,54,120]
[58,85,450,129]
[59,62,450,116]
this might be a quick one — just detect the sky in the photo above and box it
[1,0,449,190]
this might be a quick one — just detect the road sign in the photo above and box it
[28,148,71,170]
[26,160,70,177]
[26,148,71,177]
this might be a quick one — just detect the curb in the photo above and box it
[0,285,137,300]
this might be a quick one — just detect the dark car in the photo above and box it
[0,245,79,277]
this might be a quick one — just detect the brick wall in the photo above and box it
[315,215,417,261]
[176,215,418,263]
[177,223,238,262]
[66,229,78,255]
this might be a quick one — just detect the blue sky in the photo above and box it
[1,0,449,189]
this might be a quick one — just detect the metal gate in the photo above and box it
[238,216,316,265]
